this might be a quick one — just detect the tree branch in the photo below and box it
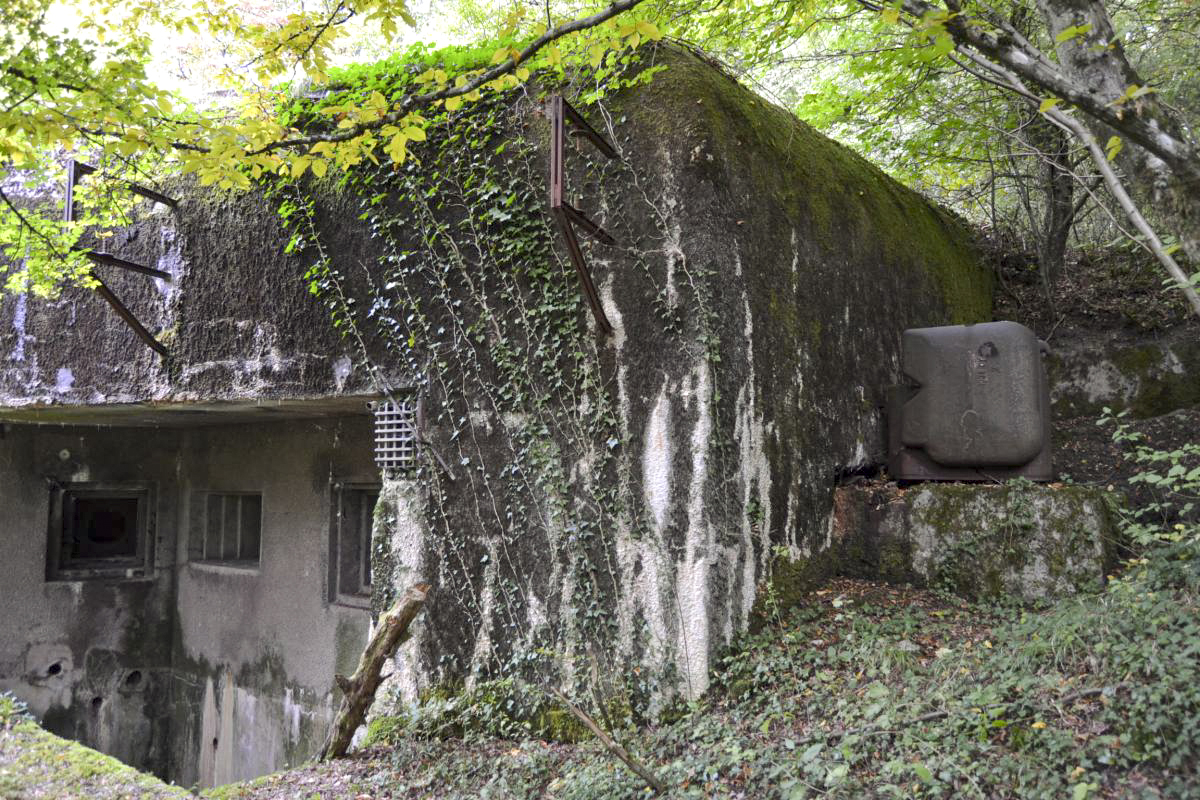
[888,0,1200,185]
[243,0,649,156]
[549,687,667,795]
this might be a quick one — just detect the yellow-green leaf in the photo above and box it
[1106,135,1123,161]
[636,20,661,40]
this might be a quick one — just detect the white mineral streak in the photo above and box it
[676,359,713,698]
[643,384,673,534]
[637,377,673,677]
[1164,348,1185,375]
[331,355,352,391]
[733,280,772,637]
[382,480,428,704]
[9,293,26,362]
[604,278,667,681]
[659,149,683,310]
[156,225,185,303]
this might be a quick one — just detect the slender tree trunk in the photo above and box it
[1036,124,1075,293]
[1008,5,1076,294]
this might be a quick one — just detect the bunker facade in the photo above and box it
[0,47,991,782]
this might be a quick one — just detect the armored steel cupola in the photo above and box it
[888,321,1053,482]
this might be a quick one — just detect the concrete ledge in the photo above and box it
[831,482,1119,601]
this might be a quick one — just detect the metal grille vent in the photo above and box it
[374,397,418,473]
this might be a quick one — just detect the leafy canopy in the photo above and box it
[0,0,661,295]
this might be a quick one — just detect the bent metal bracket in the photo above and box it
[63,160,176,357]
[547,95,617,336]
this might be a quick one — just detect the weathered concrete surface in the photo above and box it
[0,417,373,785]
[1,45,994,741]
[829,483,1118,600]
[343,46,996,709]
[1049,328,1200,420]
[0,184,369,415]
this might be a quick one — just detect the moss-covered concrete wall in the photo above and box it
[829,483,1117,601]
[1049,328,1200,420]
[333,46,995,709]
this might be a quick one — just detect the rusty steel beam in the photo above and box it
[62,159,172,357]
[82,250,172,281]
[125,183,177,208]
[62,161,95,223]
[91,276,169,358]
[561,202,615,245]
[548,95,618,336]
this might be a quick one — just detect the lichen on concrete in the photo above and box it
[1049,331,1200,420]
[829,482,1118,601]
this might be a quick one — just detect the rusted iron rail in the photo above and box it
[91,277,170,357]
[77,250,173,281]
[548,95,617,335]
[63,160,175,357]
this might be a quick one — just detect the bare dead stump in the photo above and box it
[318,582,431,761]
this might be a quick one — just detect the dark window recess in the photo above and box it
[195,493,262,565]
[330,485,379,605]
[47,485,152,580]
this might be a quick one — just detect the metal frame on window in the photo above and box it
[45,482,155,581]
[189,491,263,567]
[373,396,419,475]
[328,482,380,608]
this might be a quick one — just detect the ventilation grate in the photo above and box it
[374,397,418,474]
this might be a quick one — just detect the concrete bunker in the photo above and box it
[0,46,997,783]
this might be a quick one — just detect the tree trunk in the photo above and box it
[317,582,431,761]
[1032,120,1075,293]
[1036,0,1200,266]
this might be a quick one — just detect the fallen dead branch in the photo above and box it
[549,686,667,795]
[318,582,431,761]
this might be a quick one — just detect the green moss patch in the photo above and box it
[0,695,187,799]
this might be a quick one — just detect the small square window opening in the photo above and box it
[374,397,418,475]
[47,484,153,580]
